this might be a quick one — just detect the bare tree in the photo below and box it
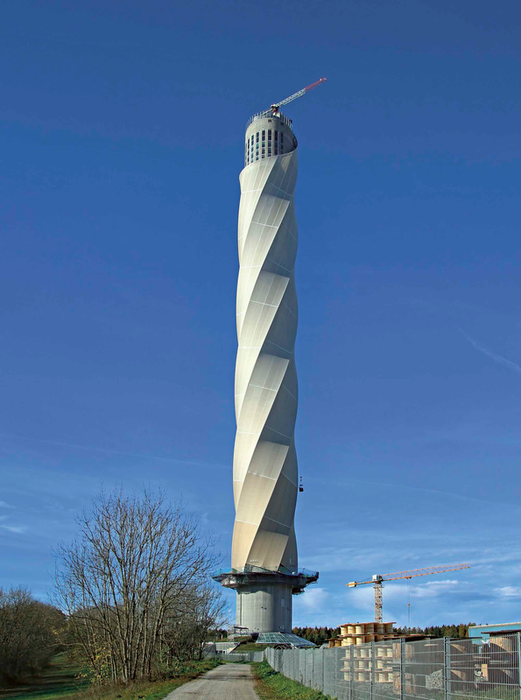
[54,488,220,682]
[161,582,228,663]
[0,588,64,682]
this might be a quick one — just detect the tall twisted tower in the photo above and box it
[233,112,299,575]
[214,85,323,634]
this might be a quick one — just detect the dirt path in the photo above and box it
[164,663,260,699]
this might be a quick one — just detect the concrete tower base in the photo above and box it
[213,568,319,634]
[237,580,293,633]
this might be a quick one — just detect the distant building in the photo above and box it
[469,622,521,640]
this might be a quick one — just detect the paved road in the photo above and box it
[164,663,260,699]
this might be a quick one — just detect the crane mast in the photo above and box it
[347,563,470,623]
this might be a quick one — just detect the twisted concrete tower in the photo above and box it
[215,110,318,634]
[233,113,299,573]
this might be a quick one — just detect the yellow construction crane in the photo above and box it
[347,563,471,623]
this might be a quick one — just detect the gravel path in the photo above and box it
[164,663,260,699]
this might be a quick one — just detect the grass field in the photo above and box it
[0,654,221,700]
[0,654,89,700]
[252,660,331,700]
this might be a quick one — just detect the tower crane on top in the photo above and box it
[259,78,327,118]
[347,563,471,624]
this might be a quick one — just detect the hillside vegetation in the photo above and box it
[0,654,221,700]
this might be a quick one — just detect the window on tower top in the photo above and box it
[268,130,272,140]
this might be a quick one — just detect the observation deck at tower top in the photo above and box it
[243,109,297,167]
[246,110,294,131]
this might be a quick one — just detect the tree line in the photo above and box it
[0,588,65,683]
[394,623,477,638]
[1,488,226,686]
[292,626,341,645]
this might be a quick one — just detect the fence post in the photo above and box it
[400,638,406,700]
[517,632,521,700]
[370,642,375,700]
[444,637,451,700]
[321,647,326,694]
[350,645,354,700]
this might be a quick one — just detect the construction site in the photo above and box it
[257,561,517,699]
[264,629,521,700]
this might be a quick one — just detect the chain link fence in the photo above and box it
[265,634,521,700]
[225,651,265,662]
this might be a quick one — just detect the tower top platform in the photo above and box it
[246,110,294,131]
[243,110,297,167]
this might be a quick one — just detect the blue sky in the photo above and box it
[1,0,520,628]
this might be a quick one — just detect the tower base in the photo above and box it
[237,579,293,633]
[213,568,319,634]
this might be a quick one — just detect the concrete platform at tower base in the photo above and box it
[213,569,319,634]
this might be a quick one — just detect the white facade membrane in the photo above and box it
[232,113,300,573]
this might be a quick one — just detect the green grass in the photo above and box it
[0,655,221,700]
[252,660,331,700]
[235,643,268,652]
[0,653,89,700]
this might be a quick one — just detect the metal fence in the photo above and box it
[265,634,521,700]
[225,651,265,662]
[204,649,265,662]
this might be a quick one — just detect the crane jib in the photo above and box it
[261,78,327,117]
[346,563,470,623]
